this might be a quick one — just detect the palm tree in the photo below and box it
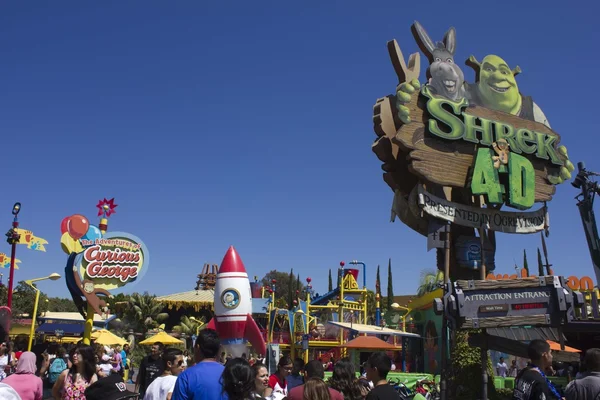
[173,315,205,336]
[416,269,444,297]
[125,292,169,334]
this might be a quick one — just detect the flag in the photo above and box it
[15,228,48,252]
[0,253,22,269]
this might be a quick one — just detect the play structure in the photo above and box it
[258,262,371,362]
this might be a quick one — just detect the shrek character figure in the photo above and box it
[466,54,549,127]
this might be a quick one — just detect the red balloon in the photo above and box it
[60,216,70,234]
[67,214,89,240]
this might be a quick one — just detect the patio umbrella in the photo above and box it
[547,340,581,353]
[338,335,402,351]
[91,329,128,346]
[139,331,184,346]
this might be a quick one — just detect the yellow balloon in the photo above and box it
[60,232,83,255]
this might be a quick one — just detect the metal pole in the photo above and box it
[440,222,451,400]
[6,203,21,310]
[481,337,488,400]
[27,286,41,351]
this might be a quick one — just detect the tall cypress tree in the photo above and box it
[288,268,294,309]
[376,265,381,297]
[523,249,529,276]
[328,269,333,292]
[387,259,394,309]
[296,273,300,297]
[537,248,545,277]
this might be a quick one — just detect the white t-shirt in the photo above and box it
[496,362,508,377]
[143,375,178,400]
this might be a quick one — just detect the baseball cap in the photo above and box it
[85,374,139,400]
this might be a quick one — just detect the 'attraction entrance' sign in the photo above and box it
[434,276,573,329]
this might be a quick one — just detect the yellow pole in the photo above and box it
[27,287,41,351]
[82,303,95,345]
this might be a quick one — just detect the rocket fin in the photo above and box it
[244,314,266,356]
[206,318,217,331]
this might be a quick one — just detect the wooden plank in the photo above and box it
[456,276,552,290]
[390,93,560,203]
[461,314,548,328]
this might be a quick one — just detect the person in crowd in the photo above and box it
[136,342,165,398]
[287,358,305,392]
[95,350,113,378]
[52,345,98,400]
[84,373,138,400]
[144,348,185,400]
[2,351,43,400]
[509,359,519,378]
[565,347,600,399]
[496,357,508,378]
[286,360,342,400]
[0,344,12,381]
[268,356,293,396]
[181,350,190,369]
[0,382,22,400]
[221,358,256,400]
[251,363,272,399]
[364,352,400,400]
[47,347,68,395]
[328,359,367,400]
[171,329,226,400]
[121,344,131,383]
[220,352,227,364]
[512,339,562,400]
[111,346,122,377]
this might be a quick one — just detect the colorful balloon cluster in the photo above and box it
[60,214,103,254]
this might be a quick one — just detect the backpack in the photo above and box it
[48,358,67,384]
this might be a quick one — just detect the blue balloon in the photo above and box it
[81,225,102,245]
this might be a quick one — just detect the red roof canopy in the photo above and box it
[338,335,401,350]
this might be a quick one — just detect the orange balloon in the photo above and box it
[67,214,90,240]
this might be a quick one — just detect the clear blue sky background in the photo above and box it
[1,1,599,299]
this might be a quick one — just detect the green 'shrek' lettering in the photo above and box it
[471,148,535,209]
[421,88,563,166]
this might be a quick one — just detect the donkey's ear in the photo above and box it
[411,21,436,59]
[444,27,457,55]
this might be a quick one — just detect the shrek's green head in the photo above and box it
[469,55,522,115]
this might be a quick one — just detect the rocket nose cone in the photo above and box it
[219,246,247,274]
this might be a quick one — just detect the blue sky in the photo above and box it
[1,1,599,299]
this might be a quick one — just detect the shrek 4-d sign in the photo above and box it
[372,21,574,234]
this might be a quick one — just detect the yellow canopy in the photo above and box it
[139,331,184,345]
[91,329,128,346]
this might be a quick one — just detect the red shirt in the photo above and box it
[287,384,343,400]
[268,374,287,395]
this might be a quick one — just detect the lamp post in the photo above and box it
[26,273,61,350]
[391,302,411,373]
[6,202,22,310]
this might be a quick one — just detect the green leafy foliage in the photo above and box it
[121,292,168,334]
[417,269,444,297]
[260,270,304,309]
[449,330,498,399]
[11,281,49,317]
[328,269,333,292]
[386,259,394,310]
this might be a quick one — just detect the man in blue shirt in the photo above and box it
[172,329,226,400]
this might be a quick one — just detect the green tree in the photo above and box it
[375,265,381,297]
[296,274,300,300]
[328,270,333,292]
[173,315,205,336]
[12,281,49,318]
[0,284,7,305]
[124,292,168,334]
[47,297,78,312]
[417,269,444,297]
[287,268,294,310]
[523,249,529,275]
[386,259,394,310]
[261,270,304,309]
[449,330,497,399]
[537,248,544,277]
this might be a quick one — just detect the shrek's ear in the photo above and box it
[512,66,522,76]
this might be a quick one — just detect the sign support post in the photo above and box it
[440,222,450,400]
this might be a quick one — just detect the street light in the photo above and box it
[390,303,410,331]
[26,273,61,350]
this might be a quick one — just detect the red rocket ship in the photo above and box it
[206,246,266,355]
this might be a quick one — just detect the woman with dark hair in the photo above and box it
[221,358,255,400]
[268,356,292,396]
[303,377,331,400]
[328,360,365,400]
[52,345,98,400]
[251,363,272,399]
